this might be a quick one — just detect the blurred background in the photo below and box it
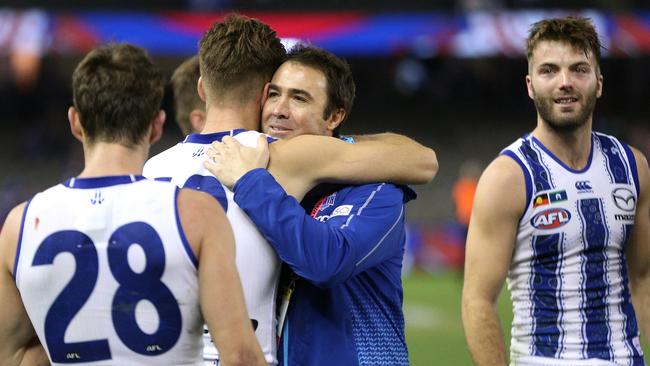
[1,1,649,364]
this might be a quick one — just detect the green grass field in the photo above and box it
[403,271,513,365]
[404,271,649,365]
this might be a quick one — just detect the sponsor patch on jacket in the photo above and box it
[331,205,353,217]
[314,205,354,222]
[310,193,337,217]
[531,208,571,229]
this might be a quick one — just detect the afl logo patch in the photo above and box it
[531,208,571,229]
[612,188,635,212]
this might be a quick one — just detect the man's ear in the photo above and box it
[68,106,84,142]
[149,110,166,144]
[189,109,206,134]
[326,108,346,132]
[525,75,535,100]
[198,77,206,102]
[261,82,271,110]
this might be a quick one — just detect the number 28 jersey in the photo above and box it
[15,176,204,365]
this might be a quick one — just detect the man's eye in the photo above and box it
[293,96,307,102]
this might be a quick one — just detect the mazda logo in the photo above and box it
[612,187,636,212]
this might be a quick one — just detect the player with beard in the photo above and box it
[462,17,650,366]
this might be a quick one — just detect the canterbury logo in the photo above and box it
[575,181,592,191]
[192,147,205,157]
[612,187,636,212]
[90,190,104,205]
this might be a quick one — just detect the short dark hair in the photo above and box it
[286,44,356,135]
[526,16,602,72]
[199,13,286,104]
[72,43,164,147]
[171,56,203,135]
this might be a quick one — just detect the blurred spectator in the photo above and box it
[452,159,482,237]
[0,9,50,91]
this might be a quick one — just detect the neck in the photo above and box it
[531,118,593,170]
[78,141,148,178]
[200,100,261,134]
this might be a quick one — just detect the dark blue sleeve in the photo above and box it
[233,168,407,288]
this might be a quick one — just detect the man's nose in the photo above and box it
[272,97,290,118]
[558,70,574,92]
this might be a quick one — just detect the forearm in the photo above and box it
[462,298,508,366]
[350,133,438,185]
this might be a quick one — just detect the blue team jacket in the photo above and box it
[233,168,415,366]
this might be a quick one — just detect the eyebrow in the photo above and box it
[537,61,591,69]
[268,83,314,101]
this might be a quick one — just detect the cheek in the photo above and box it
[261,105,273,121]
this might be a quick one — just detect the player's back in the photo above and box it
[15,175,204,366]
[145,129,281,364]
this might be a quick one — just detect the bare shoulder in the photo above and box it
[176,188,229,255]
[177,188,227,226]
[630,147,649,179]
[629,146,650,199]
[479,155,527,194]
[474,155,528,218]
[0,202,28,273]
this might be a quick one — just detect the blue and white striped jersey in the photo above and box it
[502,132,644,365]
[143,129,281,365]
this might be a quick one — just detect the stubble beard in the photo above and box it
[533,86,598,133]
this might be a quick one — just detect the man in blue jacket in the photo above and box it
[206,44,414,366]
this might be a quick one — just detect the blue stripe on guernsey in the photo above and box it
[13,199,32,281]
[621,143,640,197]
[519,139,552,192]
[155,177,172,182]
[530,233,563,357]
[620,224,644,365]
[183,129,247,144]
[63,175,146,188]
[531,135,594,173]
[501,150,533,211]
[183,129,276,145]
[597,134,629,184]
[174,187,198,268]
[578,198,612,360]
